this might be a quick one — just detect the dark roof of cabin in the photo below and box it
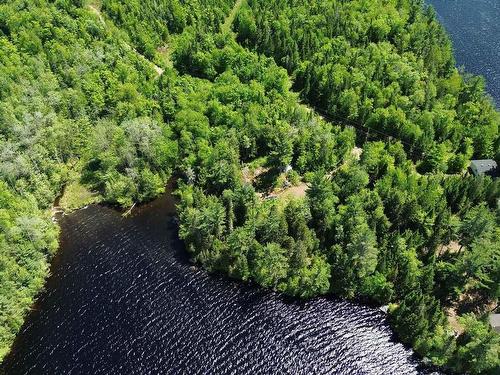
[469,159,499,177]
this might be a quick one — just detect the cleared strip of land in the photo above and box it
[221,0,246,33]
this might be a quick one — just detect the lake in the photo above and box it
[5,1,499,373]
[427,0,500,106]
[2,188,439,374]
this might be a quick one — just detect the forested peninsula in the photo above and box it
[0,0,498,373]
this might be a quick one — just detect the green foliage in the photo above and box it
[458,203,495,249]
[101,0,235,59]
[0,0,498,371]
[178,184,332,298]
[390,290,446,346]
[360,272,394,305]
[452,315,500,374]
[0,0,233,361]
[252,242,289,289]
[83,117,177,206]
[0,182,59,360]
[236,0,499,169]
[459,230,500,305]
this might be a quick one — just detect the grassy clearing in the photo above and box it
[156,45,173,69]
[59,180,101,213]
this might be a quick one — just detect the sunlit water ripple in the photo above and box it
[427,0,500,106]
[3,192,440,374]
[3,2,499,374]
[9,1,500,372]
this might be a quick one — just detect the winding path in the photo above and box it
[221,0,246,34]
[87,2,165,76]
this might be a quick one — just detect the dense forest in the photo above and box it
[0,0,499,373]
[0,0,232,360]
[235,0,500,170]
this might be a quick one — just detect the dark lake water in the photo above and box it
[3,189,439,374]
[7,1,499,373]
[427,0,500,106]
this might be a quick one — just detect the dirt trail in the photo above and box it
[222,0,246,34]
[88,4,105,25]
[87,3,165,76]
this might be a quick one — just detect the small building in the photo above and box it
[264,194,278,201]
[489,314,500,333]
[468,159,499,178]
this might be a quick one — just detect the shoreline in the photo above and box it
[3,189,442,374]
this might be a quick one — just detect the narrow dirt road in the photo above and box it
[87,3,165,76]
[221,0,246,34]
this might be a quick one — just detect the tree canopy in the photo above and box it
[0,0,498,372]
